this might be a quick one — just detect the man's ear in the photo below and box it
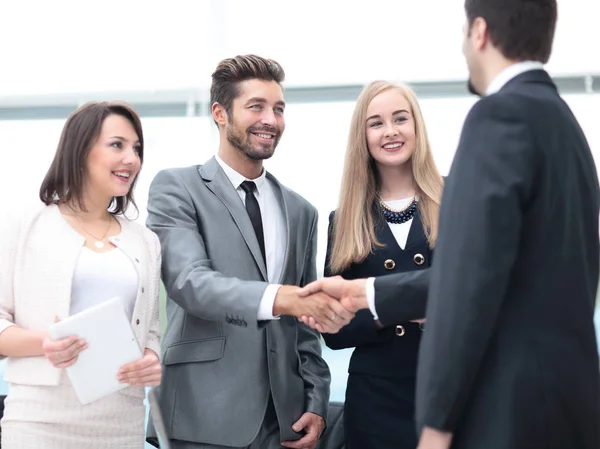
[471,17,489,52]
[212,102,227,127]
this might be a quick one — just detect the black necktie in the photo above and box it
[240,181,267,267]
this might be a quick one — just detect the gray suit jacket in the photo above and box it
[146,157,330,447]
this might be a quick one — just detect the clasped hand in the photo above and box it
[296,277,368,333]
[275,277,369,333]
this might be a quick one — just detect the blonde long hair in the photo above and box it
[328,81,444,274]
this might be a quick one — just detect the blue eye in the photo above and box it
[396,116,408,123]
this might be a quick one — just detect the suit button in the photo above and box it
[384,259,395,270]
[136,319,140,325]
[413,253,425,265]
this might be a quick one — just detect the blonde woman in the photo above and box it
[322,81,443,449]
[0,102,161,448]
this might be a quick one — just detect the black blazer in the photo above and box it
[374,70,600,449]
[322,208,431,378]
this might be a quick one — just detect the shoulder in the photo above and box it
[152,165,199,183]
[117,217,160,250]
[328,209,336,224]
[465,92,529,126]
[273,179,318,218]
[2,201,54,233]
[460,94,534,158]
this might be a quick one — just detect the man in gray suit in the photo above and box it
[146,54,354,449]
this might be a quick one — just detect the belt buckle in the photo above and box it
[395,325,405,337]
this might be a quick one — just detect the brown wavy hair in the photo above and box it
[39,101,144,215]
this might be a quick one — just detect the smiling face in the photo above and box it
[224,78,286,161]
[365,88,416,170]
[85,113,142,201]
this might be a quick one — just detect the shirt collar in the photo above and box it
[486,61,544,96]
[215,154,267,192]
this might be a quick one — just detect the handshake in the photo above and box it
[273,277,369,334]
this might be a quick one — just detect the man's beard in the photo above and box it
[467,78,482,96]
[226,119,280,161]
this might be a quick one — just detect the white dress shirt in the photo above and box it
[485,60,544,95]
[215,155,286,320]
[365,61,545,320]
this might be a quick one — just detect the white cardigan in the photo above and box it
[0,203,161,386]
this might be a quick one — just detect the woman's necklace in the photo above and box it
[379,196,418,224]
[76,215,112,249]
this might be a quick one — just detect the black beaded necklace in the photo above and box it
[379,197,418,224]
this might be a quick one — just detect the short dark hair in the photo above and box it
[210,54,285,121]
[465,0,557,63]
[39,101,144,215]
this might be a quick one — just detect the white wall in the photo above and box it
[2,93,599,273]
[0,0,597,96]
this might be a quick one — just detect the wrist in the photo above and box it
[144,348,159,359]
[273,285,299,316]
[36,330,50,356]
[350,279,369,311]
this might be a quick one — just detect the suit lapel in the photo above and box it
[267,172,292,284]
[199,157,268,281]
[404,209,425,252]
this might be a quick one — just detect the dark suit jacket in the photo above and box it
[323,208,432,448]
[323,209,431,377]
[145,157,330,447]
[374,69,600,449]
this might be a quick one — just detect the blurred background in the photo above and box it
[1,0,599,438]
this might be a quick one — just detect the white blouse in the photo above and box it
[382,197,415,250]
[69,246,139,321]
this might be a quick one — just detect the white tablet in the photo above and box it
[48,297,142,405]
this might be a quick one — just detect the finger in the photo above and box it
[119,364,161,382]
[281,433,314,449]
[319,317,345,334]
[54,354,79,368]
[47,340,87,364]
[300,316,321,332]
[317,321,338,334]
[119,355,154,374]
[122,372,162,386]
[43,335,80,352]
[327,299,355,323]
[121,364,162,383]
[292,413,311,432]
[297,280,323,297]
[306,316,318,329]
[309,309,346,332]
[315,322,328,334]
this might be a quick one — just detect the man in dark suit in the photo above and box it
[300,1,600,448]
